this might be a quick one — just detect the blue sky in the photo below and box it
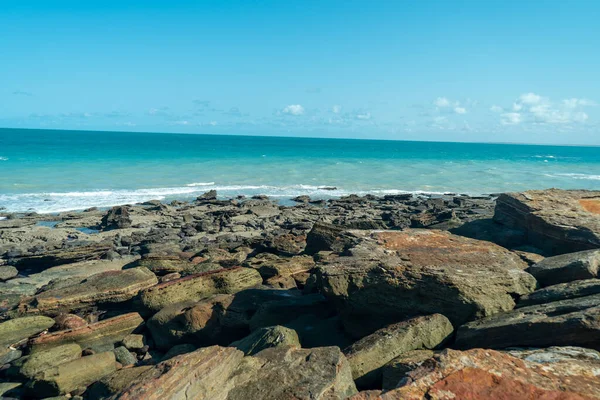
[2,0,600,144]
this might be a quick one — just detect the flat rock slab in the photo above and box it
[518,279,600,307]
[14,244,112,272]
[456,294,600,350]
[20,343,82,379]
[30,312,144,353]
[138,267,262,313]
[526,249,600,287]
[0,315,55,347]
[494,189,600,255]
[316,229,535,337]
[379,348,600,399]
[345,314,453,388]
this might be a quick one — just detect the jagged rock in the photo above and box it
[0,316,55,347]
[245,253,314,280]
[344,314,453,388]
[25,352,116,397]
[379,348,600,399]
[518,279,600,307]
[494,189,600,255]
[316,229,535,337]
[53,314,88,330]
[21,267,158,314]
[455,294,600,350]
[304,221,352,255]
[137,267,262,313]
[227,346,358,400]
[113,346,244,400]
[526,249,600,287]
[86,366,153,399]
[121,334,145,350]
[264,233,307,256]
[29,313,144,353]
[100,206,132,230]
[382,350,435,390]
[196,190,217,202]
[0,265,18,281]
[230,325,300,356]
[20,344,82,379]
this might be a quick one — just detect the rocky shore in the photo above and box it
[0,188,599,399]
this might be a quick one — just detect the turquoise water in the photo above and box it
[1,128,599,213]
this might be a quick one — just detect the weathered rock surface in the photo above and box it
[518,279,600,307]
[494,189,600,255]
[249,293,331,330]
[0,347,22,364]
[230,325,300,355]
[54,313,88,330]
[227,346,358,400]
[456,294,600,350]
[0,265,18,281]
[26,351,116,397]
[21,267,157,314]
[133,255,195,275]
[0,315,55,347]
[100,206,132,230]
[20,343,82,379]
[344,314,453,388]
[379,348,600,399]
[86,366,153,399]
[527,249,600,287]
[317,229,535,337]
[381,350,435,391]
[30,312,144,353]
[138,267,262,313]
[14,244,111,272]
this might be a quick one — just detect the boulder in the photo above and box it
[304,222,351,255]
[518,279,600,307]
[344,314,453,388]
[21,267,158,314]
[137,267,262,313]
[25,351,116,397]
[53,314,87,330]
[317,230,535,337]
[227,345,358,400]
[121,334,145,350]
[20,344,82,379]
[0,316,55,347]
[264,233,307,256]
[230,325,300,356]
[113,346,137,366]
[29,312,144,353]
[526,249,600,287]
[381,350,435,390]
[100,206,132,230]
[494,189,600,255]
[455,294,600,350]
[245,253,314,280]
[0,347,22,365]
[86,366,153,399]
[0,382,22,398]
[379,348,600,399]
[196,190,217,202]
[114,346,244,400]
[0,265,18,281]
[133,255,195,275]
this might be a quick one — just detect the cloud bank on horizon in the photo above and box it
[1,0,599,145]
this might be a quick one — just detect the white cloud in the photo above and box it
[356,112,371,120]
[174,120,190,125]
[332,105,342,114]
[519,92,544,105]
[563,98,597,108]
[434,97,451,108]
[512,103,523,111]
[501,112,522,125]
[490,105,503,113]
[282,104,305,116]
[454,107,467,114]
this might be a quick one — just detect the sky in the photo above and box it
[1,0,600,145]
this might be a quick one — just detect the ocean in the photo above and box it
[1,128,599,213]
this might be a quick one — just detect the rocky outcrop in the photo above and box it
[230,325,300,355]
[137,267,262,313]
[526,249,600,287]
[21,267,158,314]
[494,189,600,255]
[0,315,55,347]
[100,206,132,230]
[29,312,144,353]
[518,279,600,307]
[20,343,82,379]
[13,244,111,272]
[379,348,600,399]
[455,294,600,350]
[317,229,535,337]
[381,350,435,390]
[344,314,453,388]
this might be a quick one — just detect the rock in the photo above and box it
[114,346,244,400]
[0,316,55,347]
[30,312,144,353]
[0,347,22,365]
[0,265,18,281]
[25,351,116,397]
[317,229,535,337]
[286,315,354,349]
[506,345,600,365]
[100,206,132,230]
[86,366,153,399]
[53,314,88,330]
[227,346,358,400]
[246,253,314,280]
[133,255,195,275]
[265,233,307,256]
[20,343,82,379]
[494,189,600,255]
[292,195,310,203]
[381,350,435,390]
[344,314,453,389]
[113,346,137,366]
[455,293,600,350]
[526,249,600,287]
[22,267,158,314]
[138,267,262,313]
[249,293,331,330]
[13,244,112,272]
[518,279,600,307]
[380,348,600,399]
[196,190,218,201]
[121,334,145,350]
[230,325,300,356]
[304,222,348,255]
[0,382,22,397]
[161,343,196,361]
